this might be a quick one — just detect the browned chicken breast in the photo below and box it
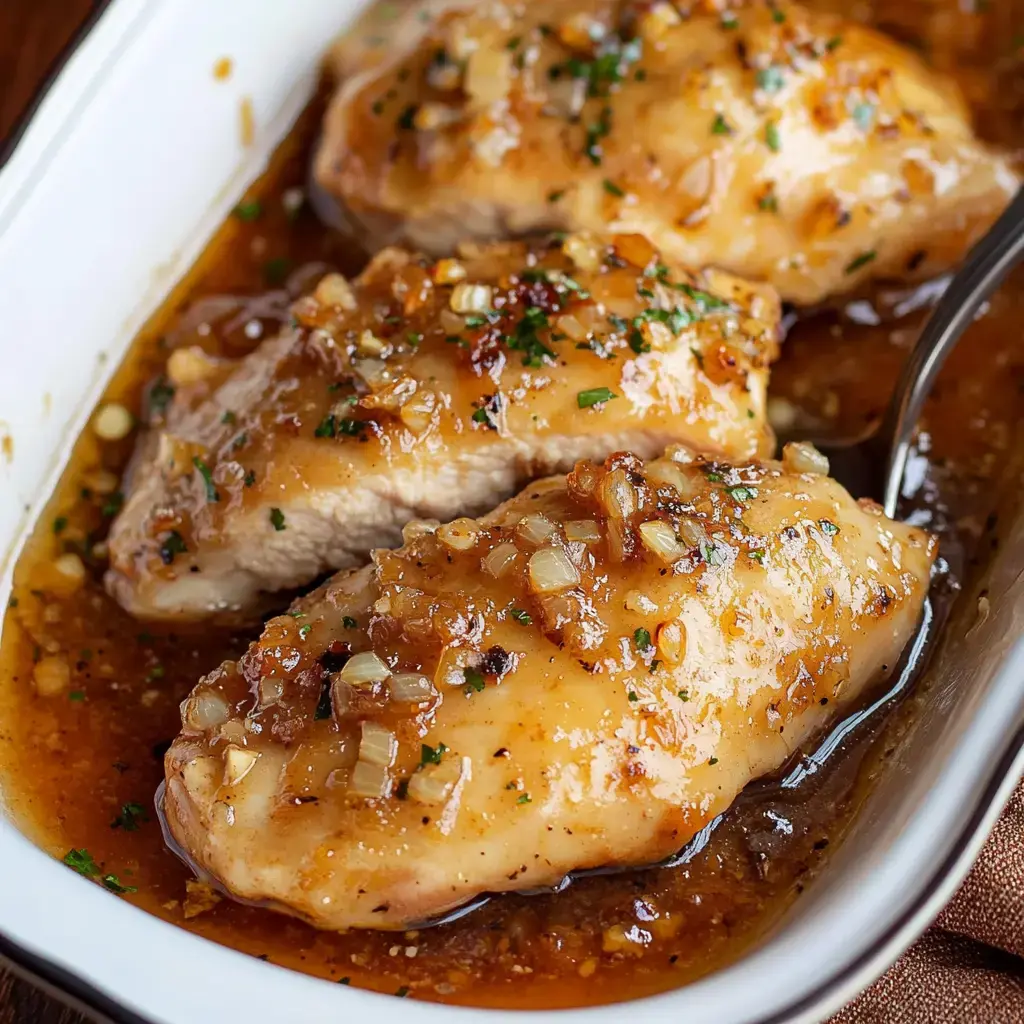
[106,235,778,622]
[163,446,935,931]
[315,0,1017,305]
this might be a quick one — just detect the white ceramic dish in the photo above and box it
[1,2,1023,1022]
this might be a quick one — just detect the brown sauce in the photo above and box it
[1,10,1023,1008]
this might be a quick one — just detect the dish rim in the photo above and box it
[0,3,1022,1023]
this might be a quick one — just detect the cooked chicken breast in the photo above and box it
[315,0,1017,305]
[106,235,778,622]
[163,446,936,931]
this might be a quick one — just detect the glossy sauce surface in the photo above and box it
[1,7,1023,1009]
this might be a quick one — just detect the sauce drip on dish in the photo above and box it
[1,5,1022,1006]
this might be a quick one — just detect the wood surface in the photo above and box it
[2,6,100,1021]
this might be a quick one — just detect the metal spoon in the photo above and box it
[817,186,1024,516]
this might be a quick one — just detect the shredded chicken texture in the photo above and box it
[105,235,778,623]
[163,448,936,931]
[315,0,1017,305]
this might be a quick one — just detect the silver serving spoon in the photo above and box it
[818,186,1024,516]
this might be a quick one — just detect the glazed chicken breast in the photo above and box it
[163,446,936,931]
[106,234,778,623]
[314,0,1017,305]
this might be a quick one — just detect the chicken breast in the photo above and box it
[314,0,1018,305]
[163,445,936,931]
[106,235,778,622]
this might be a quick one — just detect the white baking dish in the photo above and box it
[1,2,1023,1022]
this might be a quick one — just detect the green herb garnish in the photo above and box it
[845,250,876,274]
[269,508,286,531]
[111,802,147,832]
[158,530,188,565]
[192,456,220,502]
[420,742,449,766]
[633,627,652,652]
[233,200,263,222]
[577,387,617,409]
[509,607,532,625]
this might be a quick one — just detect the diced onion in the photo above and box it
[782,441,830,476]
[402,518,439,543]
[437,517,479,552]
[223,745,258,786]
[564,519,601,544]
[562,233,603,273]
[450,283,493,314]
[53,552,86,588]
[400,388,437,435]
[665,445,697,465]
[93,403,134,442]
[349,759,391,799]
[258,676,284,706]
[528,548,580,593]
[638,2,682,40]
[464,48,512,105]
[357,329,386,356]
[483,541,519,577]
[33,656,70,698]
[183,691,229,731]
[645,459,696,499]
[339,651,391,686]
[676,518,710,551]
[167,346,218,386]
[390,673,435,703]
[517,513,558,546]
[598,469,638,519]
[434,259,467,285]
[624,590,658,614]
[638,520,686,562]
[359,721,397,767]
[556,314,589,342]
[658,622,686,665]
[439,309,466,334]
[414,103,463,131]
[314,272,357,310]
[408,759,463,805]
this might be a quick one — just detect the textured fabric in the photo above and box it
[832,786,1024,1022]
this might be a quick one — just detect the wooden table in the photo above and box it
[1,5,101,1019]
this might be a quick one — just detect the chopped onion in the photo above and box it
[638,520,687,562]
[437,517,479,551]
[357,329,386,357]
[414,103,463,131]
[258,676,284,706]
[598,468,638,519]
[517,513,558,546]
[339,651,391,686]
[556,314,589,342]
[645,459,696,499]
[434,259,467,285]
[564,519,601,544]
[439,308,466,334]
[400,388,437,435]
[665,445,697,465]
[167,346,218,386]
[182,691,228,730]
[93,403,134,442]
[562,234,603,273]
[353,357,388,388]
[33,656,70,698]
[528,547,580,593]
[402,518,440,543]
[658,621,686,665]
[53,552,86,588]
[483,541,519,577]
[450,283,493,314]
[624,590,658,614]
[782,441,830,476]
[408,759,464,805]
[676,518,710,551]
[359,721,397,767]
[390,673,435,703]
[313,272,357,310]
[349,759,391,799]
[222,745,258,786]
[464,48,512,105]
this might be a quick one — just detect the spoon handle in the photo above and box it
[879,185,1024,518]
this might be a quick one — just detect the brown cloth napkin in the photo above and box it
[832,784,1024,1023]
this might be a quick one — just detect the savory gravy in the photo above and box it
[1,7,1022,1008]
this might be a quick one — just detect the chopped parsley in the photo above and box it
[845,250,877,274]
[395,987,410,998]
[507,306,556,367]
[221,410,237,425]
[756,66,785,93]
[158,530,188,565]
[721,12,739,29]
[269,508,286,531]
[819,519,840,536]
[102,874,138,894]
[711,113,732,135]
[702,542,726,567]
[233,199,263,222]
[63,848,100,876]
[342,616,358,629]
[584,104,613,165]
[509,607,533,626]
[677,689,690,701]
[758,189,779,213]
[771,7,786,23]
[69,690,85,702]
[264,257,292,286]
[725,485,759,502]
[627,691,640,702]
[243,469,257,487]
[339,977,351,986]
[602,178,625,197]
[547,189,565,203]
[111,802,147,832]
[148,376,176,416]
[633,627,652,652]
[420,742,449,766]
[464,668,486,693]
[516,793,532,804]
[192,456,220,502]
[852,102,875,131]
[577,387,617,409]
[708,756,719,766]
[825,35,843,52]
[52,516,67,535]
[748,549,766,563]
[299,624,312,640]
[765,121,782,152]
[396,104,417,130]
[472,394,502,430]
